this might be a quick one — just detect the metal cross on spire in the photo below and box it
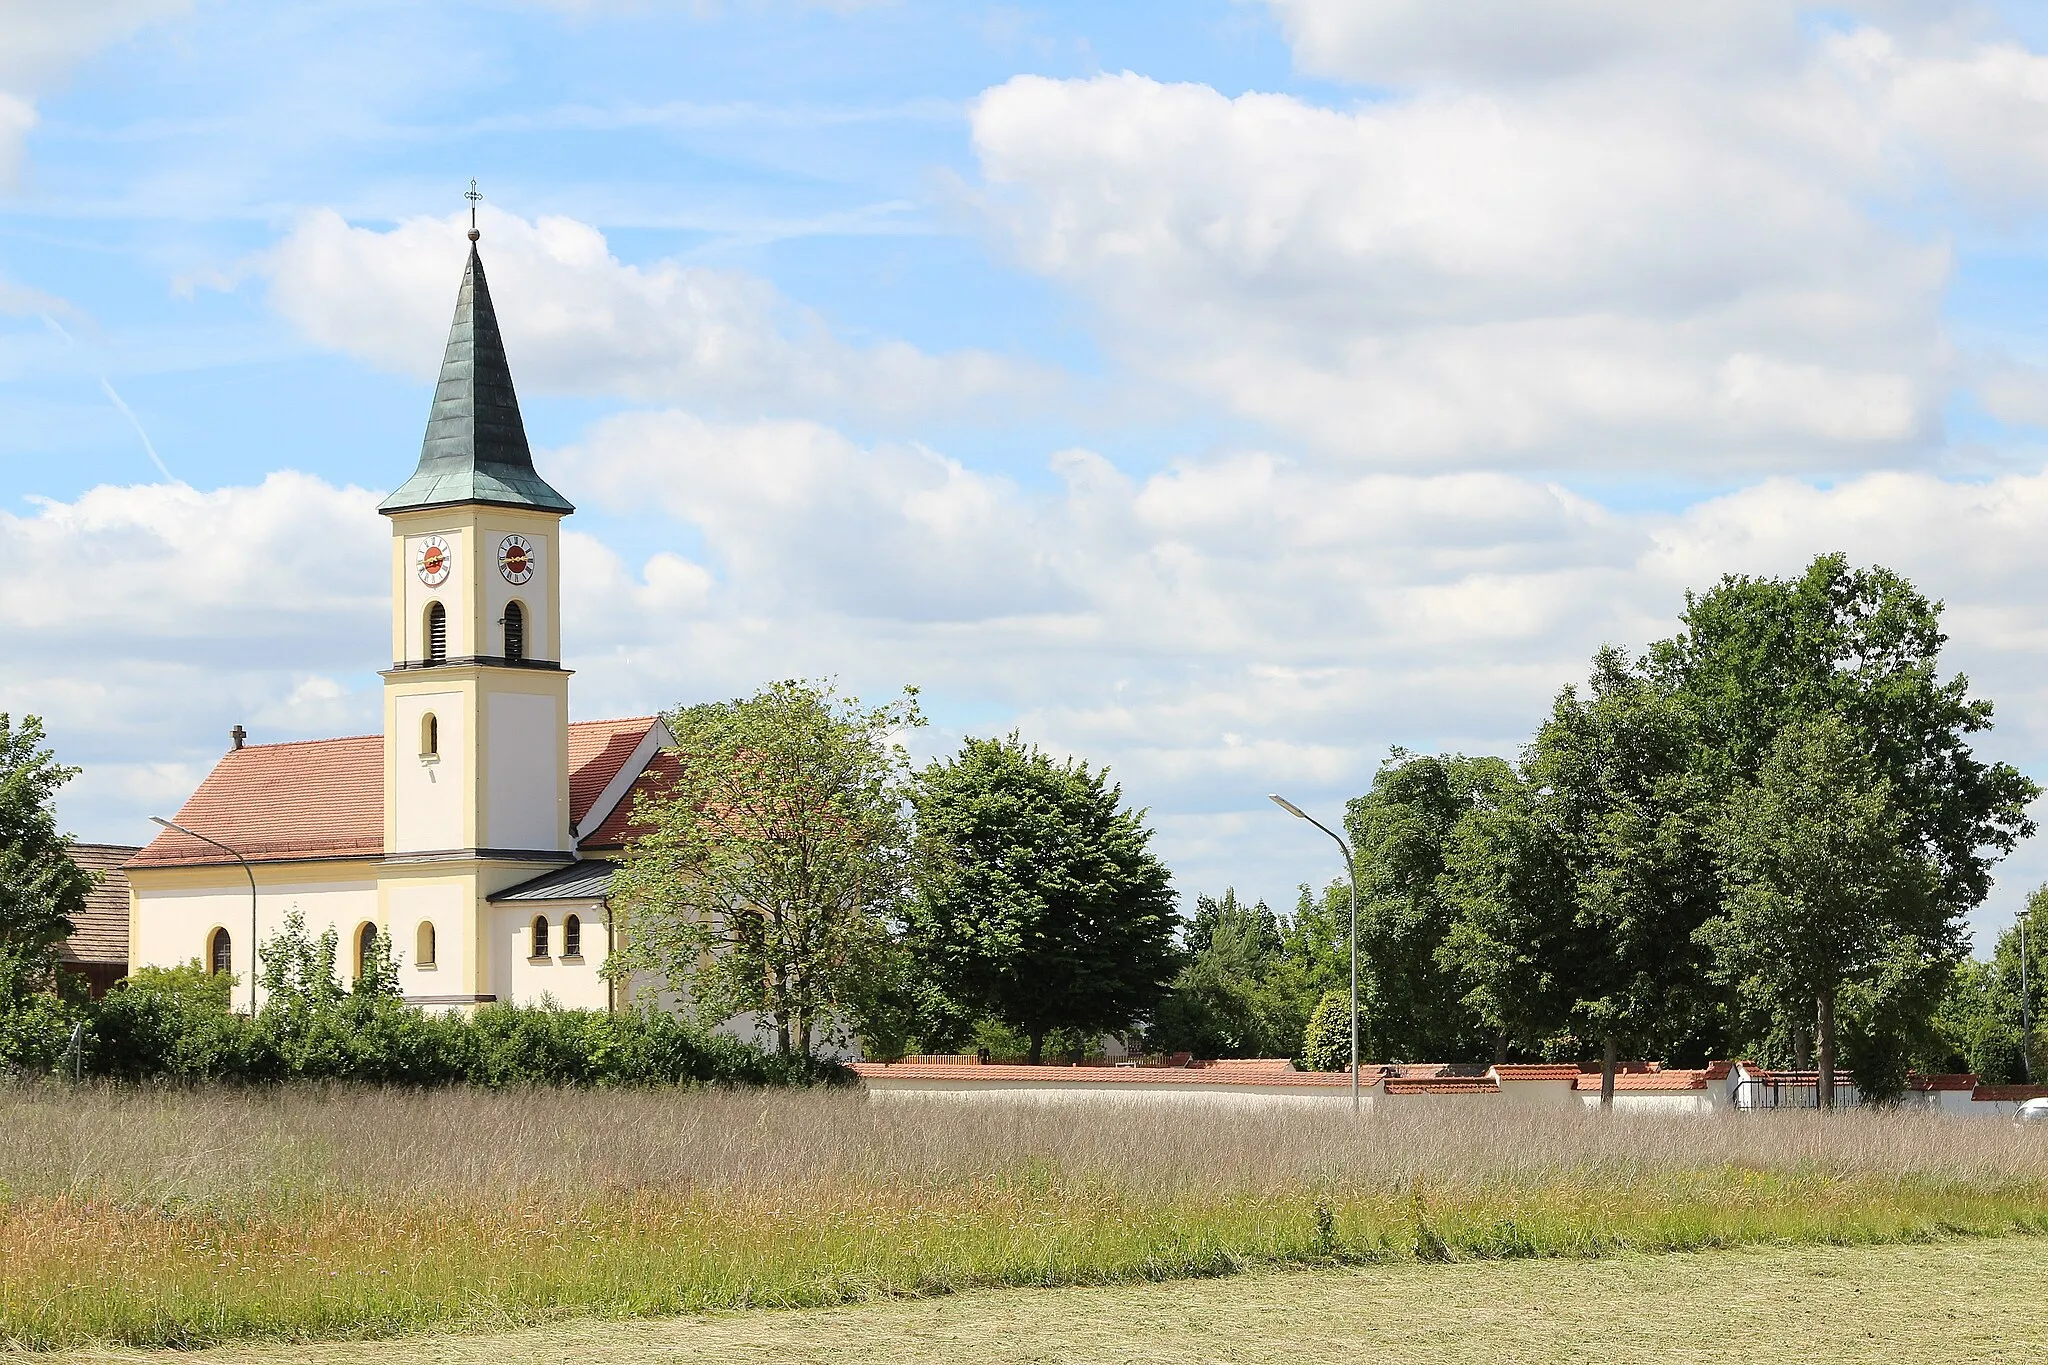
[465,179,482,242]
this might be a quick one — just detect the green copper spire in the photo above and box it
[379,236,572,516]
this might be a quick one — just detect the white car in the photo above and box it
[2016,1097,2048,1124]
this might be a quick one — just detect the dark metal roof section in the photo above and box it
[379,243,573,516]
[488,858,616,902]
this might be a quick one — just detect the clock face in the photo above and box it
[416,536,452,587]
[498,533,535,585]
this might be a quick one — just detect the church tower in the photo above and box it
[378,224,575,878]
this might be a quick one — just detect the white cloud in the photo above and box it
[0,0,186,189]
[969,66,1946,468]
[1265,0,1802,86]
[965,8,2048,470]
[259,208,1046,425]
[0,473,388,843]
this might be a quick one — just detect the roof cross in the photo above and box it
[465,179,482,242]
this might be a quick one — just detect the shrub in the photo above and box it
[1302,990,1361,1072]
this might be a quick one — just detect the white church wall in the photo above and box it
[392,691,467,852]
[383,877,472,1003]
[132,869,379,1007]
[491,901,610,1010]
[484,692,561,850]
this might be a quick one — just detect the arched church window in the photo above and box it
[209,927,232,976]
[503,601,525,661]
[421,712,439,758]
[416,921,437,967]
[532,916,550,959]
[426,602,447,662]
[356,922,378,978]
[563,914,581,958]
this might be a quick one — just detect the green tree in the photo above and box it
[1704,715,1947,1107]
[1148,889,1293,1058]
[608,680,922,1061]
[906,734,1177,1064]
[1346,751,1517,1061]
[1442,649,1714,1101]
[1651,554,2036,1059]
[1932,886,2048,1084]
[1439,768,1579,1063]
[0,714,94,999]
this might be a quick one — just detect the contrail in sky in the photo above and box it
[40,311,181,484]
[96,377,178,484]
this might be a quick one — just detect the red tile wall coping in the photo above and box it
[850,1062,1368,1088]
[1972,1084,2048,1103]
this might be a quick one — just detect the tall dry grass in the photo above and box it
[3,1082,2046,1348]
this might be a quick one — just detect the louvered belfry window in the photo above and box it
[426,602,448,662]
[503,601,525,661]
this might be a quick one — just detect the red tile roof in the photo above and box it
[850,1061,1365,1089]
[580,746,682,849]
[1574,1070,1709,1092]
[568,717,657,825]
[1972,1084,2048,1103]
[132,718,659,868]
[1493,1064,1582,1082]
[1909,1073,1980,1093]
[131,734,385,867]
[1383,1076,1500,1096]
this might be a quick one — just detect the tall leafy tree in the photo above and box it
[0,714,94,1000]
[906,735,1177,1064]
[1346,751,1516,1061]
[1442,649,1715,1101]
[609,681,922,1060]
[1439,767,1580,1062]
[1705,715,1946,1106]
[1652,555,2036,1073]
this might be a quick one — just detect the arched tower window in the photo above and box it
[503,601,525,661]
[563,914,582,958]
[209,927,232,976]
[420,712,439,758]
[416,921,437,967]
[532,915,550,958]
[425,601,447,662]
[356,922,378,978]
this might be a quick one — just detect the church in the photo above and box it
[127,226,674,1010]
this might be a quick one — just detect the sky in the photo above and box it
[6,0,2048,950]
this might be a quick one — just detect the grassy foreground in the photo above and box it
[4,1083,2048,1350]
[37,1239,2048,1365]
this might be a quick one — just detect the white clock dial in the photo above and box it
[416,535,452,587]
[498,534,535,585]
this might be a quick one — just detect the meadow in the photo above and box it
[4,1082,2048,1351]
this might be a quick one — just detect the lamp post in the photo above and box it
[1270,794,1360,1114]
[151,817,258,1016]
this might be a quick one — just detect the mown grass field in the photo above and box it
[4,1083,2048,1351]
[36,1239,2048,1365]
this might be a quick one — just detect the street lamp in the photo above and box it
[1270,794,1361,1114]
[151,817,258,1016]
